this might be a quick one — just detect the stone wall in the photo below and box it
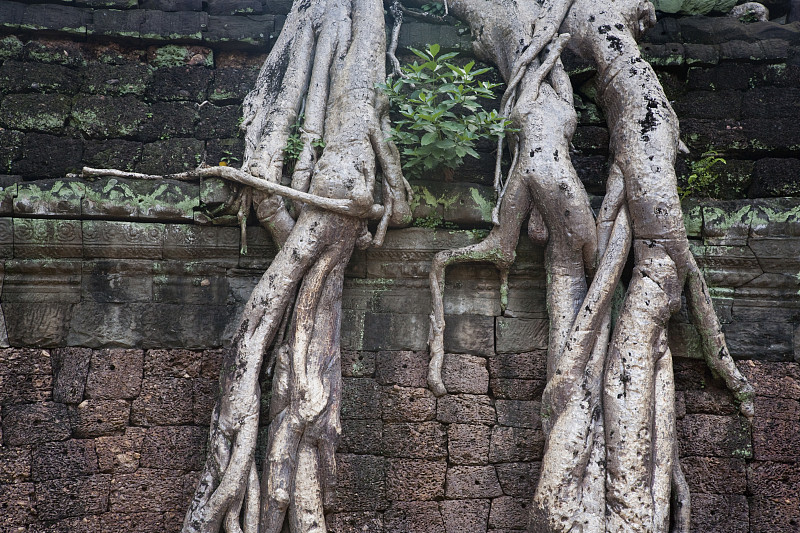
[0,2,799,533]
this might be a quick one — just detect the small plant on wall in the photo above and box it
[378,44,513,180]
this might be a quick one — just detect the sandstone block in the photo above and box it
[70,399,130,438]
[384,501,444,533]
[440,499,490,533]
[130,377,193,426]
[437,394,495,425]
[495,318,548,353]
[443,314,494,356]
[488,351,547,380]
[442,353,489,394]
[35,475,111,520]
[32,440,98,481]
[446,465,503,499]
[489,426,544,463]
[382,422,447,459]
[447,423,490,465]
[386,459,446,501]
[84,349,144,400]
[489,378,544,400]
[381,386,437,422]
[2,402,70,446]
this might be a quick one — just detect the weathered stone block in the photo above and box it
[0,445,30,483]
[3,302,73,347]
[192,377,218,425]
[139,425,206,471]
[488,351,547,380]
[2,402,70,446]
[750,494,800,533]
[495,400,540,429]
[489,378,544,400]
[13,133,83,179]
[442,353,489,395]
[51,347,92,404]
[99,512,165,533]
[690,494,748,533]
[138,101,199,142]
[329,454,387,512]
[109,469,185,513]
[489,426,544,463]
[442,314,494,356]
[327,512,383,533]
[0,371,52,404]
[677,414,752,458]
[0,482,35,528]
[0,347,52,376]
[144,348,202,378]
[683,388,738,416]
[80,61,151,97]
[146,65,209,102]
[753,416,800,462]
[339,419,382,455]
[381,386,437,422]
[72,94,149,139]
[14,179,84,217]
[137,138,205,175]
[447,423,490,465]
[341,350,376,378]
[382,422,447,459]
[32,440,98,481]
[70,399,130,438]
[437,394,495,425]
[85,349,143,400]
[496,318,548,353]
[66,301,142,348]
[81,259,154,304]
[209,67,259,103]
[204,15,273,48]
[362,312,428,351]
[153,269,229,306]
[35,475,111,521]
[446,465,502,499]
[495,462,541,497]
[2,259,82,304]
[82,176,198,222]
[13,218,82,259]
[384,501,444,533]
[341,377,382,420]
[83,220,164,260]
[680,456,746,494]
[739,360,800,399]
[0,93,70,133]
[96,427,146,473]
[130,377,194,426]
[376,350,427,387]
[0,175,20,215]
[140,10,207,42]
[488,496,530,530]
[440,499,490,533]
[386,459,446,501]
[163,224,240,266]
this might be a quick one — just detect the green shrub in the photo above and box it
[678,151,726,199]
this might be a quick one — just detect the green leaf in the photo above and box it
[421,132,438,145]
[428,43,440,57]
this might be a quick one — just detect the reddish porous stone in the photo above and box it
[440,499,490,533]
[750,494,800,533]
[381,386,437,422]
[445,465,503,499]
[109,469,186,513]
[376,350,428,387]
[495,462,541,497]
[489,378,544,400]
[70,399,131,438]
[753,416,800,461]
[32,440,98,481]
[342,377,383,419]
[386,459,446,501]
[739,360,800,399]
[327,512,383,533]
[495,400,540,429]
[682,388,738,415]
[384,501,445,533]
[130,377,193,426]
[489,426,544,463]
[436,394,495,425]
[382,421,447,459]
[192,377,218,425]
[35,475,111,520]
[84,349,144,400]
[99,512,165,533]
[442,353,489,394]
[488,351,547,380]
[329,454,387,512]
[2,402,70,446]
[448,423,491,465]
[339,418,383,455]
[488,496,531,530]
[139,425,207,471]
[0,445,31,483]
[143,348,202,378]
[679,456,746,494]
[96,427,146,473]
[677,414,751,458]
[0,482,35,529]
[690,494,748,533]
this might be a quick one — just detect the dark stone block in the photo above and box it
[750,494,800,533]
[109,469,185,513]
[137,101,199,142]
[139,425,207,471]
[341,377,382,419]
[382,421,447,459]
[130,377,194,426]
[144,349,202,378]
[488,496,530,530]
[207,0,263,15]
[0,93,70,133]
[677,414,752,458]
[139,10,207,42]
[447,421,492,468]
[2,402,70,446]
[0,371,52,404]
[192,377,218,425]
[80,61,152,96]
[572,125,609,155]
[0,60,81,95]
[3,302,73,347]
[204,15,274,48]
[673,90,742,121]
[489,426,544,463]
[141,0,203,10]
[446,465,502,499]
[327,512,383,533]
[680,457,747,494]
[19,3,92,35]
[739,360,800,399]
[750,158,800,198]
[89,8,144,39]
[690,494,748,533]
[83,139,143,173]
[495,318,548,354]
[51,347,92,404]
[489,378,544,400]
[488,351,547,380]
[683,389,737,416]
[442,353,489,394]
[72,94,149,139]
[341,350,376,378]
[0,445,31,483]
[386,459,446,501]
[441,499,490,533]
[137,138,205,174]
[99,512,165,533]
[495,400,540,429]
[742,88,800,121]
[146,65,210,102]
[70,399,130,438]
[196,103,244,140]
[329,454,387,512]
[573,154,608,194]
[384,501,444,533]
[0,482,35,528]
[35,475,111,521]
[753,416,800,461]
[85,349,144,400]
[381,386,437,422]
[0,129,22,172]
[753,396,800,421]
[339,418,382,455]
[437,394,495,425]
[32,439,98,481]
[362,312,428,351]
[376,350,427,387]
[95,427,146,473]
[209,67,258,103]
[495,462,541,497]
[687,63,756,92]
